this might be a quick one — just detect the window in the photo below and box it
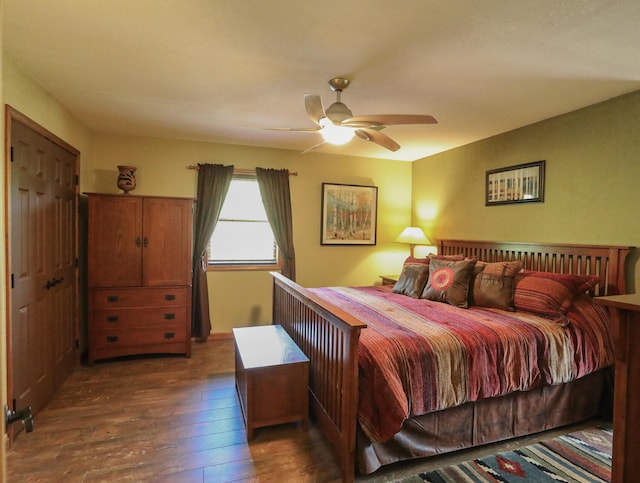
[208,175,279,269]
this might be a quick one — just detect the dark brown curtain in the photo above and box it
[192,163,234,341]
[256,168,296,281]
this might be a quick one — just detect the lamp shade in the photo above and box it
[395,227,430,257]
[395,226,430,245]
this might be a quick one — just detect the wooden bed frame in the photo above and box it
[270,240,633,482]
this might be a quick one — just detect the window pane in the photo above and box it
[208,176,279,266]
[210,221,276,263]
[219,178,267,221]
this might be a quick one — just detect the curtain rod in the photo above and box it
[187,165,297,176]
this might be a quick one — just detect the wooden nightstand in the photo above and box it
[233,325,309,440]
[380,275,399,286]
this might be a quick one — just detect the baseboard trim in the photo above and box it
[209,332,233,341]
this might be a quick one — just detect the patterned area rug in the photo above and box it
[400,426,612,482]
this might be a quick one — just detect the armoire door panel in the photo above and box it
[142,197,193,287]
[88,195,143,287]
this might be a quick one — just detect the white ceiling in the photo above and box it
[4,0,640,161]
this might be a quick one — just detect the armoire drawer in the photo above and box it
[92,307,188,329]
[91,325,187,349]
[92,287,188,309]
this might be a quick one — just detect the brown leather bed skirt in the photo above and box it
[357,369,612,475]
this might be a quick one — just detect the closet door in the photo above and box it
[10,122,53,415]
[9,119,78,419]
[50,144,78,388]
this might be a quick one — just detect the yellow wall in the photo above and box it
[88,134,413,333]
[412,89,640,291]
[3,55,93,180]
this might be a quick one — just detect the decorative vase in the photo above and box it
[117,165,137,194]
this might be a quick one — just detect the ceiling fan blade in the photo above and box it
[355,128,400,152]
[260,127,321,132]
[345,114,437,125]
[301,140,326,154]
[349,123,385,132]
[304,94,325,125]
[339,119,384,129]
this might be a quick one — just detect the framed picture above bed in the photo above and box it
[486,160,545,205]
[321,183,378,245]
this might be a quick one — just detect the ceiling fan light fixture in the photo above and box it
[271,77,437,154]
[319,117,354,145]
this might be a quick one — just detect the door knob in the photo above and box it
[44,277,64,289]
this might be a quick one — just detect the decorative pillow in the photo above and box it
[420,258,477,308]
[402,255,430,267]
[392,264,430,298]
[471,260,523,311]
[514,271,599,318]
[400,253,464,268]
[428,253,466,262]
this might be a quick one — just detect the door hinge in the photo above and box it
[11,273,14,289]
[10,146,14,162]
[75,174,79,186]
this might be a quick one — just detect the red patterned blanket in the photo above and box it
[307,286,614,443]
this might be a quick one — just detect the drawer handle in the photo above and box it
[107,295,119,303]
[107,315,119,323]
[106,336,119,343]
[164,332,175,339]
[164,294,176,301]
[164,313,175,320]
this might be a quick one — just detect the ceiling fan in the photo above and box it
[267,77,438,153]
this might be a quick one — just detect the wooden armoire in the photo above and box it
[86,193,194,364]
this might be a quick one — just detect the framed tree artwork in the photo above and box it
[321,183,378,245]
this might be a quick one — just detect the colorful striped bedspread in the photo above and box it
[307,285,614,443]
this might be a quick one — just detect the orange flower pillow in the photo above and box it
[420,258,477,308]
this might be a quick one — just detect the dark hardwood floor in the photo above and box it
[7,339,342,482]
[6,338,601,482]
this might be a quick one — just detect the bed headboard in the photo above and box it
[437,239,634,296]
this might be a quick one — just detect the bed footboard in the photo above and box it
[270,272,365,483]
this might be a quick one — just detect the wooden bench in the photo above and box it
[233,325,309,439]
